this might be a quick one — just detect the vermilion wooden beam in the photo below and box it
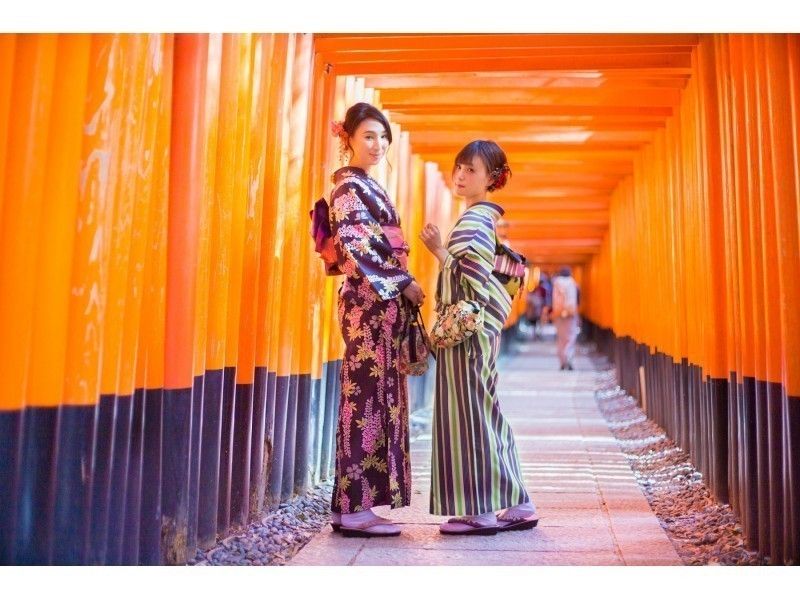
[517,254,593,264]
[510,236,604,243]
[498,162,634,175]
[327,55,693,76]
[410,133,655,150]
[323,48,694,66]
[422,148,640,161]
[440,170,625,185]
[365,74,690,90]
[394,120,668,133]
[504,228,608,239]
[314,33,700,53]
[501,199,610,211]
[505,219,609,228]
[379,87,682,107]
[366,68,690,79]
[500,184,614,196]
[504,207,608,218]
[486,172,622,186]
[512,244,599,252]
[392,104,674,116]
[511,243,599,251]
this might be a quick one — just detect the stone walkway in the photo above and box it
[289,339,682,566]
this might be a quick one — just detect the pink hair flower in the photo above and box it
[330,120,346,138]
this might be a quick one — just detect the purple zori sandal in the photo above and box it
[439,517,499,536]
[331,515,393,533]
[496,513,540,532]
[339,517,401,538]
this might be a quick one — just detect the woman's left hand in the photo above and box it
[420,223,443,253]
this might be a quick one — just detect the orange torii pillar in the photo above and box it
[0,33,62,566]
[162,33,207,566]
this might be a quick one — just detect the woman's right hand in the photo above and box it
[402,281,426,307]
[420,223,443,254]
[420,223,451,266]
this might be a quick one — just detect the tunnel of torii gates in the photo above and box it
[0,33,798,566]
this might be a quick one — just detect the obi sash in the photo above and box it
[309,197,341,275]
[383,225,410,271]
[494,242,526,279]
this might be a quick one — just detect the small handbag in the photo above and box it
[398,306,432,376]
[430,251,485,349]
[429,299,484,349]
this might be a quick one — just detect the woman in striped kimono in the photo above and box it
[420,140,538,535]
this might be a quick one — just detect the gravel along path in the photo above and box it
[189,483,333,566]
[592,364,765,565]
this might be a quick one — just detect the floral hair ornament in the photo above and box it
[330,119,349,165]
[330,120,346,138]
[488,162,512,192]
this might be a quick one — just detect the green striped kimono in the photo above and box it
[430,201,531,516]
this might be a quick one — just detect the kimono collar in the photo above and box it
[472,200,505,221]
[332,165,368,184]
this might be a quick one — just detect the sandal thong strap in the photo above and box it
[447,517,492,528]
[343,516,395,531]
[497,513,538,523]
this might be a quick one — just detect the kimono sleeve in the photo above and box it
[442,213,496,307]
[330,183,414,300]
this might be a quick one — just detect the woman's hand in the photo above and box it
[402,280,426,307]
[420,223,450,266]
[420,223,443,253]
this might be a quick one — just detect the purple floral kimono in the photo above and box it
[329,166,415,514]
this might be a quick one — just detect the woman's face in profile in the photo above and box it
[452,155,491,199]
[349,118,390,167]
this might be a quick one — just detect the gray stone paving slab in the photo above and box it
[534,508,610,528]
[357,521,618,553]
[288,528,365,566]
[351,547,624,566]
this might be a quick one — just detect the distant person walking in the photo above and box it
[552,266,579,370]
[524,276,548,340]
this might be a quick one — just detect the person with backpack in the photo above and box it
[552,266,580,370]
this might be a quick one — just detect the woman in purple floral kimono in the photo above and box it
[328,103,425,537]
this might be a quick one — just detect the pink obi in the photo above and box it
[383,225,410,271]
